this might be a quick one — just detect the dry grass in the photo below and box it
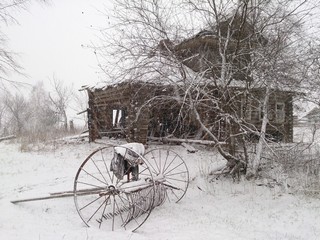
[260,143,320,198]
[16,128,82,152]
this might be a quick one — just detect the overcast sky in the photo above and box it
[4,0,320,93]
[5,0,111,91]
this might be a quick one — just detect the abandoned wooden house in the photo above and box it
[84,16,294,144]
[85,81,294,144]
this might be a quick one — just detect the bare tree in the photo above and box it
[2,81,66,141]
[0,0,48,90]
[71,90,89,129]
[27,81,57,133]
[48,75,73,131]
[96,0,320,179]
[0,93,7,134]
[4,91,29,135]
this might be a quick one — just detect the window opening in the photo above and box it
[113,109,125,128]
[275,103,285,123]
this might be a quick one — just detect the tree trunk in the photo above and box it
[246,86,270,179]
[62,110,68,131]
[191,100,238,163]
[69,120,75,133]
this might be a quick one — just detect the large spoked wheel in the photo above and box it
[143,148,189,203]
[74,145,155,232]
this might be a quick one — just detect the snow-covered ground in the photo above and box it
[294,124,320,144]
[1,137,320,240]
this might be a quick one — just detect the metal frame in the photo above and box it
[11,144,190,232]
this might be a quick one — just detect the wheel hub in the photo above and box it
[98,185,119,197]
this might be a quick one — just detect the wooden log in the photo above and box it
[148,136,225,146]
[77,109,87,115]
[208,163,228,175]
[67,133,89,140]
[181,142,198,153]
[0,135,16,142]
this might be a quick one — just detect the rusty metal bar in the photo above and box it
[11,187,106,204]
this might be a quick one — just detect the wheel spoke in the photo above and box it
[162,150,170,174]
[163,161,184,176]
[154,149,161,173]
[162,155,179,175]
[98,197,110,228]
[165,177,188,184]
[165,170,189,177]
[90,156,109,184]
[76,180,105,189]
[74,145,156,231]
[87,197,109,224]
[101,151,114,182]
[81,168,108,186]
[143,156,159,175]
[114,196,128,230]
[79,194,106,211]
[144,148,189,203]
[166,187,180,202]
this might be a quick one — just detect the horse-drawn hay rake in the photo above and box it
[11,144,190,231]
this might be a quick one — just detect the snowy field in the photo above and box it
[1,137,320,240]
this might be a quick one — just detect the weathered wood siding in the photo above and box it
[87,83,294,144]
[87,82,160,144]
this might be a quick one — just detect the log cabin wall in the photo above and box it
[87,82,163,144]
[237,88,294,143]
[87,83,294,144]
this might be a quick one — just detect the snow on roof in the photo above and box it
[82,55,195,90]
[293,99,318,120]
[84,54,253,91]
[83,39,305,93]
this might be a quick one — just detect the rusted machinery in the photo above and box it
[11,144,190,232]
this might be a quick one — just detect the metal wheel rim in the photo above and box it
[143,148,190,203]
[73,145,156,232]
